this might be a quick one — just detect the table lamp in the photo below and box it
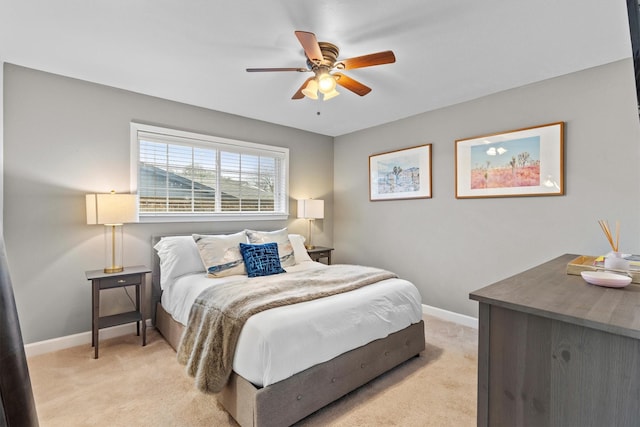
[297,199,324,249]
[86,191,138,273]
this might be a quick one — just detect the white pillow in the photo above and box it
[154,236,205,290]
[193,231,248,277]
[288,234,312,263]
[245,228,296,267]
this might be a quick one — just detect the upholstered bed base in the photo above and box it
[155,302,425,426]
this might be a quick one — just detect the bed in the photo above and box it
[151,230,425,427]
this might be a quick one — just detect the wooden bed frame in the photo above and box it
[150,234,425,427]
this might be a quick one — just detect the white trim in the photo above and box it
[131,122,288,155]
[422,304,478,329]
[24,320,153,358]
[129,122,290,222]
[25,306,478,357]
[139,213,289,223]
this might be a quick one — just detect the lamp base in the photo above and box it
[104,224,124,275]
[304,244,316,250]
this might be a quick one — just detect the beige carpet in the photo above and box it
[27,315,477,426]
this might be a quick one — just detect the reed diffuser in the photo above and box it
[598,219,619,253]
[598,219,629,271]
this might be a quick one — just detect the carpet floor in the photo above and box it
[27,314,477,426]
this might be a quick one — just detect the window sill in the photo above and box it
[138,213,289,223]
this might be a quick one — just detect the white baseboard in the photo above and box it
[422,304,478,329]
[26,306,478,357]
[25,319,153,358]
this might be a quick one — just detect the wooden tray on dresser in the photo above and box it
[566,255,640,284]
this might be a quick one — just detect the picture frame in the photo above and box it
[369,144,432,201]
[455,122,564,199]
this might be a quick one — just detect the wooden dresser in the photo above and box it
[470,254,640,427]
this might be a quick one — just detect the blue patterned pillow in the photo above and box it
[239,242,286,278]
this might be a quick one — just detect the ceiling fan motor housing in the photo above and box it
[307,42,341,70]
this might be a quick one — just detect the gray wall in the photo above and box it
[3,64,333,344]
[334,59,640,318]
[5,58,640,343]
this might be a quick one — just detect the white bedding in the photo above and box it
[162,261,423,387]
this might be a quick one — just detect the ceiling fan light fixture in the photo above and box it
[322,88,340,101]
[301,79,318,99]
[317,72,337,94]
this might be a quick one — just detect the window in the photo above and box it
[130,123,289,222]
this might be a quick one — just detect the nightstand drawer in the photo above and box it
[98,274,142,289]
[306,247,334,264]
[312,250,331,258]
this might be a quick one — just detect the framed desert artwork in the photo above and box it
[455,122,564,199]
[369,144,432,201]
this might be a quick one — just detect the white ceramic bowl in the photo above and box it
[581,271,632,288]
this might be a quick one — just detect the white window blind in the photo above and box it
[130,123,289,222]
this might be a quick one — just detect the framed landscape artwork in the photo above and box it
[369,144,432,201]
[455,122,564,199]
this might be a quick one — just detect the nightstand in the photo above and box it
[307,246,334,265]
[85,265,151,359]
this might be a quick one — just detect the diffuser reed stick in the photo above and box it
[598,219,619,252]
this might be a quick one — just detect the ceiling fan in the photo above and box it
[246,31,396,101]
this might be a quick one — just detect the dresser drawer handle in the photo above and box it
[117,279,126,283]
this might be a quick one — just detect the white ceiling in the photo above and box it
[0,0,633,137]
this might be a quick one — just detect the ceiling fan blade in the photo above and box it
[292,77,315,99]
[294,31,323,64]
[334,73,372,96]
[338,51,396,70]
[246,67,309,72]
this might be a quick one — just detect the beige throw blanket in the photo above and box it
[176,264,397,393]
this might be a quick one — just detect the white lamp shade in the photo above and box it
[317,73,337,94]
[297,199,324,219]
[323,88,340,101]
[86,193,138,225]
[302,79,319,99]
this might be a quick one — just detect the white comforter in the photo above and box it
[162,261,422,387]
